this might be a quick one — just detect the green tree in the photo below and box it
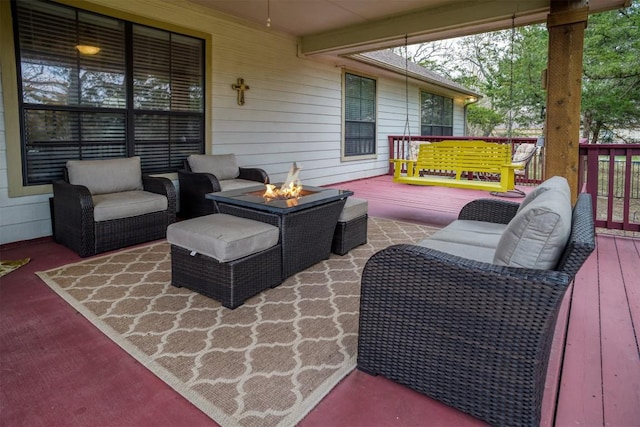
[582,3,640,143]
[407,27,548,136]
[405,2,639,141]
[466,104,503,136]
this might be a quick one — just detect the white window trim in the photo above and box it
[341,69,378,162]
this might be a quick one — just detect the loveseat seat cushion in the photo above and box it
[426,220,506,248]
[187,154,240,180]
[92,191,168,222]
[417,238,496,264]
[494,188,572,269]
[67,157,143,195]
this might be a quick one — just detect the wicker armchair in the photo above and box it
[357,193,596,427]
[52,157,176,257]
[178,154,269,219]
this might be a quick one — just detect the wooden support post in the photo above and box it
[545,0,588,203]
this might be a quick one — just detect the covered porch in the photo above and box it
[1,1,637,425]
[0,0,633,245]
[1,177,638,426]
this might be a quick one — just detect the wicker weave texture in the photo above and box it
[52,175,176,257]
[170,244,282,309]
[218,199,346,278]
[357,193,596,427]
[178,162,269,219]
[94,211,170,255]
[331,214,368,255]
[458,198,520,224]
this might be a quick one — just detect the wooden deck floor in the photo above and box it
[325,175,640,426]
[1,175,638,427]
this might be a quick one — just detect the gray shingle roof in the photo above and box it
[350,49,480,97]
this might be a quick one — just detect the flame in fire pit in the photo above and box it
[263,162,303,200]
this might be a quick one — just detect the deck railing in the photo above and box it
[387,135,544,184]
[387,136,640,231]
[580,143,640,232]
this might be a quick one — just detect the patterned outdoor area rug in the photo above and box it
[36,217,437,427]
[0,258,30,278]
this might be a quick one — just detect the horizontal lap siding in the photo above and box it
[211,39,394,186]
[0,70,55,243]
[0,0,472,244]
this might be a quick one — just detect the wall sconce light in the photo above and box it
[465,96,478,105]
[76,45,101,55]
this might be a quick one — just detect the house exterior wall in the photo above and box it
[0,70,56,244]
[0,0,469,245]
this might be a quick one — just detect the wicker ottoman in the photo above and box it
[167,213,282,309]
[331,197,368,255]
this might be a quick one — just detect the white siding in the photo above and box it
[0,0,468,245]
[453,99,467,135]
[0,66,55,245]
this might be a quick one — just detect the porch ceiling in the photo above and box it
[184,0,630,55]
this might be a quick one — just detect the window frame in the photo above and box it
[1,0,212,196]
[420,91,454,136]
[342,70,378,161]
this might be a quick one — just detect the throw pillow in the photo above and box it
[494,188,572,270]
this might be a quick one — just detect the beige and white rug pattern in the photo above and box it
[0,258,30,278]
[36,217,436,427]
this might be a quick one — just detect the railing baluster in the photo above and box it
[607,151,617,228]
[624,150,633,229]
[579,143,640,232]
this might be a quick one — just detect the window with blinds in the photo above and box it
[420,92,453,136]
[12,0,205,185]
[344,73,376,157]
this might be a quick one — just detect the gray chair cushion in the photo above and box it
[219,179,263,192]
[166,213,279,263]
[518,175,570,213]
[428,220,506,249]
[93,191,168,222]
[67,157,143,195]
[494,188,572,269]
[417,238,496,264]
[338,198,368,222]
[187,154,240,180]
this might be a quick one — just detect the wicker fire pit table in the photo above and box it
[206,184,352,278]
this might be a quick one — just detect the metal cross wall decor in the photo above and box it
[232,78,249,105]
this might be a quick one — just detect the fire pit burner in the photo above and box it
[245,188,317,199]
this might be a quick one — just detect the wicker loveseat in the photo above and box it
[52,156,176,257]
[357,176,596,427]
[178,154,269,219]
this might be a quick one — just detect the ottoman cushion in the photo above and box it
[167,214,279,262]
[338,198,368,222]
